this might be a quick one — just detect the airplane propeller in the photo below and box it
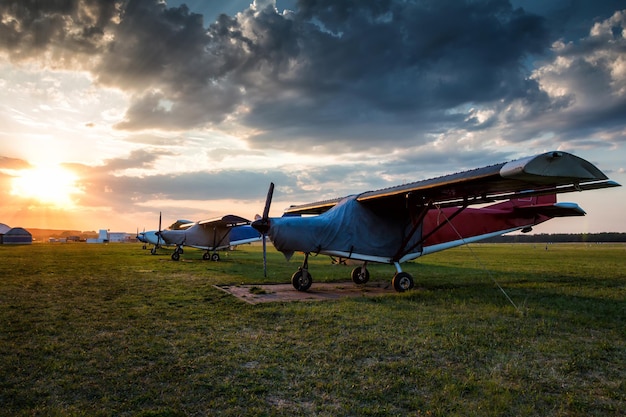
[158,211,162,246]
[252,182,274,277]
[151,212,163,255]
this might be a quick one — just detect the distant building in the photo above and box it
[0,223,10,244]
[3,227,33,244]
[87,229,132,243]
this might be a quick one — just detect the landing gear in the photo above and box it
[291,253,312,291]
[171,245,183,261]
[391,261,414,292]
[351,263,370,285]
[203,251,220,261]
[392,272,414,292]
[292,269,313,291]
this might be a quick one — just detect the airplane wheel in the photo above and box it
[351,266,370,284]
[392,272,414,292]
[292,269,312,292]
[211,253,220,262]
[171,252,180,261]
[202,252,210,260]
[142,244,147,250]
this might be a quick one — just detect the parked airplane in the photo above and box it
[252,151,620,292]
[157,215,262,261]
[136,213,193,254]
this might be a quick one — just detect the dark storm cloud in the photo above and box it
[2,0,625,155]
[497,10,626,145]
[0,0,549,141]
[0,0,117,62]
[235,0,551,149]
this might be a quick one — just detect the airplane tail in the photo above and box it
[423,193,586,248]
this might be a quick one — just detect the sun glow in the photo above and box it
[11,165,83,208]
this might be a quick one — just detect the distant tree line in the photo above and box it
[483,233,626,243]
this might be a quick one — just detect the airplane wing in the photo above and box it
[284,151,620,215]
[198,215,251,228]
[169,219,194,230]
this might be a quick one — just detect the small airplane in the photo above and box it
[157,214,262,261]
[136,213,193,254]
[252,151,620,292]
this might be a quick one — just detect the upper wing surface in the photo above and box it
[198,215,251,228]
[284,151,620,215]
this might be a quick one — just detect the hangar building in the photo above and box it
[0,224,33,244]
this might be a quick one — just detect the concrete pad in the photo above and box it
[215,281,394,304]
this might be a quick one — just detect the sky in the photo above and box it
[0,0,624,235]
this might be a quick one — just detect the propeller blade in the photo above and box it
[262,182,274,220]
[251,183,274,277]
[157,212,163,246]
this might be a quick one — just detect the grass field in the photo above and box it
[1,242,624,416]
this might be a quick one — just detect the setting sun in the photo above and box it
[10,165,82,208]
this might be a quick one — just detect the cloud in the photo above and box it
[0,0,117,64]
[491,9,626,146]
[0,0,550,143]
[4,1,624,155]
[0,156,32,170]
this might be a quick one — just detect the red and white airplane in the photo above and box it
[252,151,620,292]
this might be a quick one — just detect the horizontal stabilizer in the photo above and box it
[514,202,586,217]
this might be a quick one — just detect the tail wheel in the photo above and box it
[291,269,312,292]
[351,266,370,285]
[392,272,414,292]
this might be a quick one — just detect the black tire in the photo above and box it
[171,252,180,261]
[211,253,220,262]
[351,266,370,285]
[202,252,210,260]
[291,269,313,291]
[392,272,414,292]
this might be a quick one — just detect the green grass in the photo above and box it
[0,243,624,416]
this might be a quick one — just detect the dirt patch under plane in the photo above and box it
[215,281,394,304]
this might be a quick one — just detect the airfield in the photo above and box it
[1,242,624,416]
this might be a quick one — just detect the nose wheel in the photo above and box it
[291,253,312,291]
[351,264,370,285]
[291,268,313,291]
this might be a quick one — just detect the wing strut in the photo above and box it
[391,197,432,261]
[392,201,469,262]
